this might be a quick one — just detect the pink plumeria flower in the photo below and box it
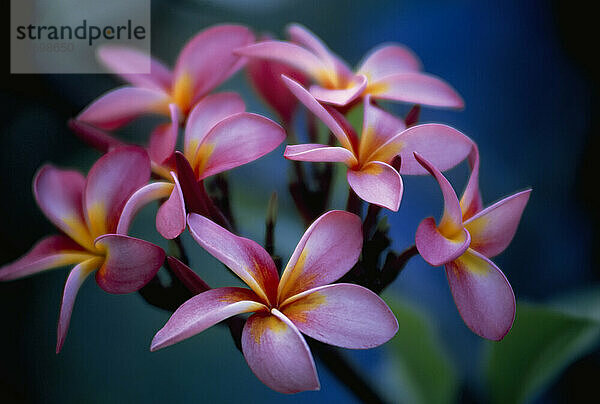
[0,147,165,352]
[151,211,398,393]
[236,23,463,108]
[116,93,286,239]
[246,34,310,125]
[414,152,531,340]
[77,24,255,130]
[282,76,473,211]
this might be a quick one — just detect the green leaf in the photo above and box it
[381,296,458,404]
[549,287,600,322]
[486,302,600,404]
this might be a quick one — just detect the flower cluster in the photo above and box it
[1,23,530,394]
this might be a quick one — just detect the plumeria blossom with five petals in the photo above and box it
[77,24,255,130]
[236,23,463,108]
[0,147,165,352]
[413,152,531,340]
[116,93,286,239]
[282,76,473,211]
[150,211,398,393]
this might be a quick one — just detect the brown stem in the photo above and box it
[346,187,363,217]
[309,338,387,403]
[208,174,236,231]
[375,245,419,294]
[197,180,233,231]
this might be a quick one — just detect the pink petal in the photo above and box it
[116,181,174,235]
[77,86,170,130]
[413,152,463,236]
[242,309,320,394]
[286,24,353,82]
[187,213,279,305]
[193,112,285,180]
[94,234,165,294]
[370,72,464,108]
[445,249,516,341]
[357,44,422,80]
[148,104,180,165]
[326,106,360,150]
[151,287,266,351]
[278,211,363,302]
[56,256,103,353]
[97,45,173,92]
[84,146,150,237]
[173,25,254,103]
[286,23,337,71]
[281,75,355,151]
[459,144,483,221]
[282,283,398,348]
[415,217,471,266]
[0,235,93,281]
[236,41,330,81]
[183,92,245,159]
[166,257,210,294]
[174,152,210,216]
[67,119,126,153]
[156,173,187,239]
[33,165,93,251]
[246,52,309,124]
[464,189,531,258]
[284,144,357,165]
[358,96,406,163]
[346,161,403,211]
[396,124,472,175]
[309,74,367,106]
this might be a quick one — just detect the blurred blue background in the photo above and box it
[1,0,597,402]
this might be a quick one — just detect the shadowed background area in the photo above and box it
[1,0,597,403]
